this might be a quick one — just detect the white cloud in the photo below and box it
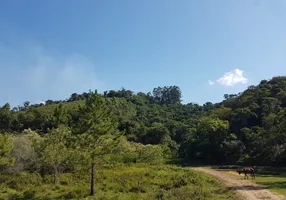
[0,45,104,106]
[208,68,248,86]
[40,101,46,105]
[30,100,46,105]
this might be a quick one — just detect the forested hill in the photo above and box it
[1,76,286,166]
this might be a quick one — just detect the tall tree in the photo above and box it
[23,101,30,108]
[152,86,182,104]
[77,90,121,196]
[51,104,70,128]
[0,104,13,131]
[68,93,80,102]
[196,117,229,163]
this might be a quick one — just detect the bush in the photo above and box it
[110,137,170,164]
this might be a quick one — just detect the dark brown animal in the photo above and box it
[237,167,256,179]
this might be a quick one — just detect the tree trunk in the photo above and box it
[53,169,57,185]
[90,162,95,196]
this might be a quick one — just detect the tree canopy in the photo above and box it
[1,78,286,167]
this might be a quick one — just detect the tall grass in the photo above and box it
[0,164,235,200]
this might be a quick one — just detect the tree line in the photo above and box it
[2,77,286,173]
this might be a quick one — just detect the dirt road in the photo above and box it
[193,167,285,200]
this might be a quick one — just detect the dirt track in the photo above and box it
[193,167,286,200]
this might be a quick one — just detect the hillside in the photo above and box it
[1,77,286,167]
[1,77,286,199]
[0,89,233,199]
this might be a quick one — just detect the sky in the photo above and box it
[0,0,286,107]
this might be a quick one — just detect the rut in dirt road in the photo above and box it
[193,167,286,200]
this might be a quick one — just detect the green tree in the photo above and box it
[51,104,70,128]
[0,134,14,169]
[41,126,73,184]
[211,106,232,120]
[17,109,47,132]
[197,117,229,144]
[152,86,181,104]
[68,93,80,102]
[196,117,229,163]
[0,103,13,131]
[77,90,121,196]
[23,101,30,108]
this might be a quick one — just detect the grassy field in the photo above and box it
[0,164,236,200]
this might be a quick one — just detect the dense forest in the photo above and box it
[1,76,286,198]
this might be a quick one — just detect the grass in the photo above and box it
[25,100,84,115]
[254,173,286,196]
[0,164,236,200]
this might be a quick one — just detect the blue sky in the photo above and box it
[0,0,286,107]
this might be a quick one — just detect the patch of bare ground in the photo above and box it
[193,167,286,200]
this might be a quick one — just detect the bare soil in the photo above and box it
[193,167,286,200]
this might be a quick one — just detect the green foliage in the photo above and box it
[76,90,123,195]
[0,164,235,200]
[2,77,286,166]
[109,137,170,164]
[76,90,121,161]
[252,172,286,197]
[0,85,237,198]
[152,86,182,104]
[219,76,286,165]
[40,126,75,184]
[0,134,14,168]
[51,104,70,128]
[78,90,119,135]
[0,104,13,131]
[6,77,286,197]
[197,117,229,141]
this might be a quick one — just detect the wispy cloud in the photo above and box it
[0,45,104,106]
[208,69,248,86]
